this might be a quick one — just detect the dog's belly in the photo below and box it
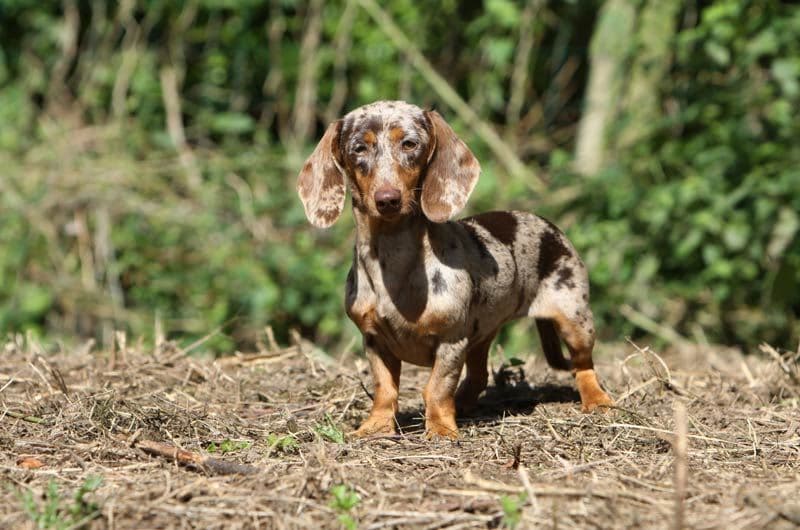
[347,298,454,367]
[372,325,437,367]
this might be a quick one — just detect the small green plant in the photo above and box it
[329,484,360,530]
[206,439,252,454]
[20,476,103,529]
[266,433,299,453]
[499,492,527,529]
[315,414,345,444]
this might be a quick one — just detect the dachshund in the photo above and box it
[297,100,612,439]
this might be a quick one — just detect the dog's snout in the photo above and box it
[374,188,402,215]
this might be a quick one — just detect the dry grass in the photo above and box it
[1,333,799,529]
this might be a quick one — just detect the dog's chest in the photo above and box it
[344,246,469,365]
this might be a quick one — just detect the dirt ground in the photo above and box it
[1,333,798,530]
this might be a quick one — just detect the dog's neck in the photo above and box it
[352,208,428,273]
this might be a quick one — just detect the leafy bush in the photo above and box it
[547,0,800,346]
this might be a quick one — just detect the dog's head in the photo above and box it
[297,100,480,227]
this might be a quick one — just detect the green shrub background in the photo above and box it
[1,0,798,353]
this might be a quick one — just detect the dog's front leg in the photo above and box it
[423,338,469,439]
[354,336,401,437]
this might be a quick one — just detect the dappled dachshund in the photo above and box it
[297,100,613,439]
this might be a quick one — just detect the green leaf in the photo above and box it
[18,284,53,319]
[704,41,730,66]
[722,223,750,252]
[772,59,800,97]
[485,0,520,27]
[211,112,255,135]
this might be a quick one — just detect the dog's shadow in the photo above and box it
[395,366,580,433]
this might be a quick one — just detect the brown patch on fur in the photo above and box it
[352,165,372,204]
[346,301,378,334]
[389,127,405,142]
[555,266,576,289]
[462,224,491,260]
[471,211,518,245]
[395,162,422,193]
[364,115,383,134]
[414,312,453,336]
[316,206,341,226]
[363,130,377,145]
[537,229,571,279]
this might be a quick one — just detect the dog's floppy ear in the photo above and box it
[421,110,481,223]
[297,120,346,228]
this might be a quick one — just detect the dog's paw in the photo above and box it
[352,416,396,438]
[575,369,614,414]
[580,391,614,413]
[424,420,459,440]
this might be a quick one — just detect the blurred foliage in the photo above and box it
[0,0,798,353]
[557,0,800,347]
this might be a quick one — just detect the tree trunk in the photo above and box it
[617,0,681,149]
[573,0,636,176]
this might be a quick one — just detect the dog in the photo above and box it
[297,100,612,439]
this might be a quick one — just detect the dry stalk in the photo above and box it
[673,401,688,530]
[759,343,800,386]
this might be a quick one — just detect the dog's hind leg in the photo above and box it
[549,309,613,412]
[455,336,495,414]
[531,283,612,412]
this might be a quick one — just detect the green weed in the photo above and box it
[266,434,299,453]
[499,492,527,529]
[315,414,345,444]
[329,484,360,530]
[206,439,252,454]
[20,476,103,529]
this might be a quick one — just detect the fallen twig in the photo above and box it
[135,439,260,476]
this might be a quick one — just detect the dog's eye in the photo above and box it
[402,140,418,151]
[353,144,367,154]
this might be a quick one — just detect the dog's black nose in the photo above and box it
[374,188,402,214]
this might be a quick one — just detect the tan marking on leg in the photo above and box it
[550,312,613,413]
[575,369,613,412]
[423,385,458,439]
[423,342,467,439]
[354,345,401,437]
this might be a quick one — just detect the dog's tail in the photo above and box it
[535,318,572,371]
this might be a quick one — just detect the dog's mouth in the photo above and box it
[375,208,404,222]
